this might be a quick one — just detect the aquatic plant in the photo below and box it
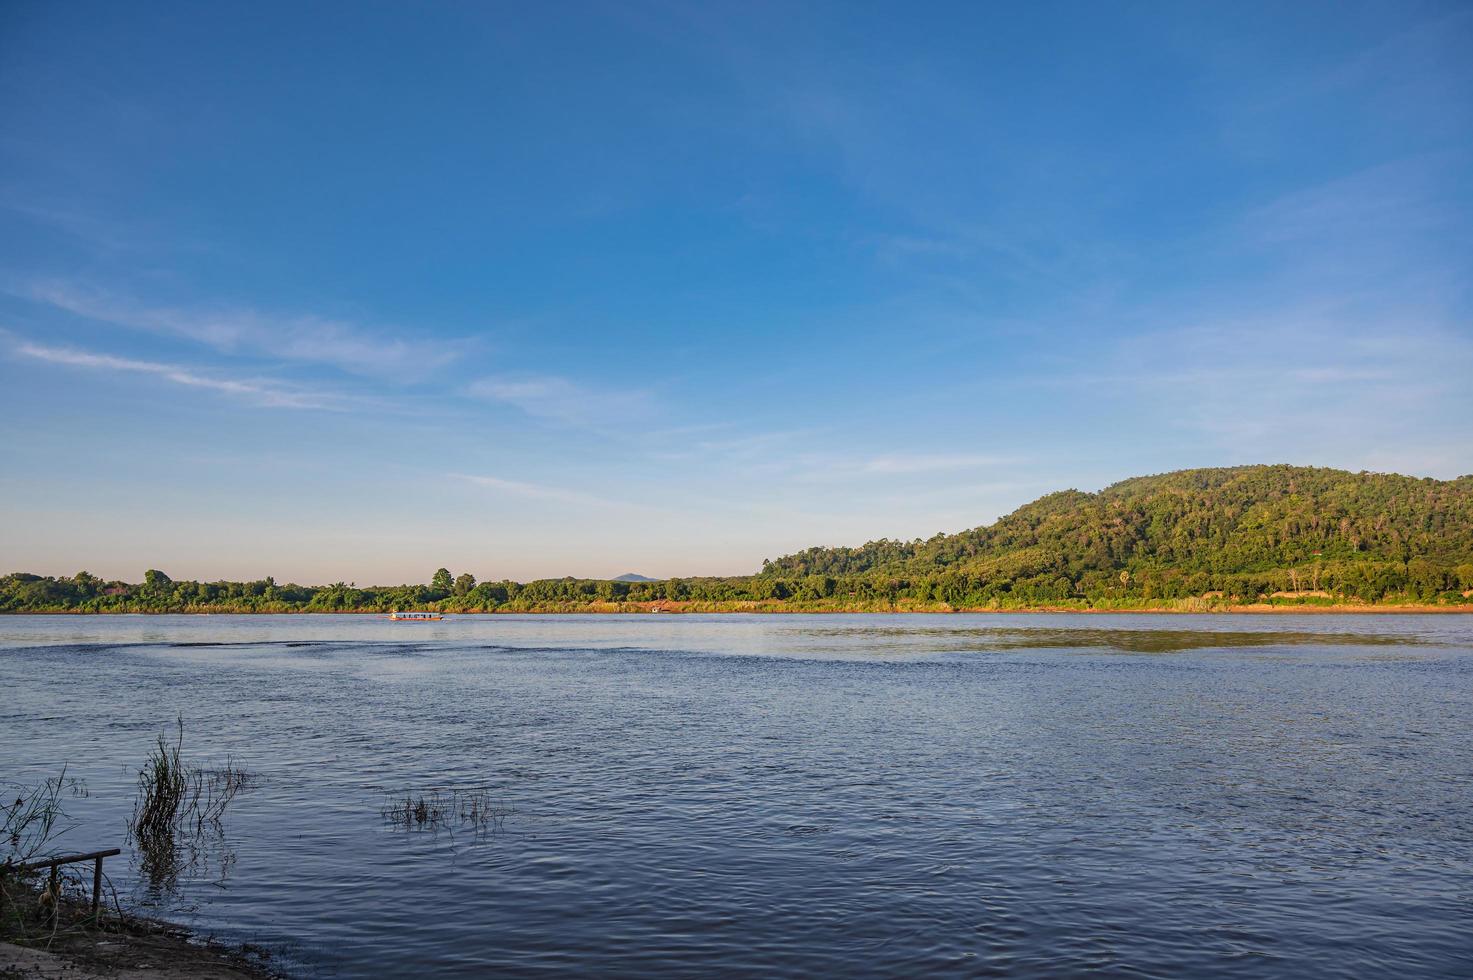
[381,787,511,835]
[131,720,255,840]
[131,726,187,842]
[128,721,256,896]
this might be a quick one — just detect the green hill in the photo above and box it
[759,465,1473,605]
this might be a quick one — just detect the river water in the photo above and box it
[2,614,1470,977]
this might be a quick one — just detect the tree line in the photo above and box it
[4,466,1472,613]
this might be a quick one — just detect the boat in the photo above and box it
[388,611,443,621]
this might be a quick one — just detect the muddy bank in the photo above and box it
[0,878,276,980]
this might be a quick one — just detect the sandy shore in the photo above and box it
[1,938,270,979]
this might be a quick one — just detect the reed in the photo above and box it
[128,719,255,897]
[2,768,86,871]
[132,724,187,841]
[381,787,511,833]
[1,769,92,943]
[131,719,255,841]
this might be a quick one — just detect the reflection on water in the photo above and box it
[130,827,238,904]
[2,613,1471,978]
[781,625,1423,653]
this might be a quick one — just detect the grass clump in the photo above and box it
[2,768,87,873]
[1,769,96,946]
[130,719,255,841]
[381,787,511,835]
[128,720,256,895]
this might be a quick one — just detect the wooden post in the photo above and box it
[15,848,120,920]
[92,856,104,916]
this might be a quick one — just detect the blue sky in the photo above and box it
[2,1,1470,584]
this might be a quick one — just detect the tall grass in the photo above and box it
[131,726,187,842]
[2,770,89,942]
[131,719,254,842]
[128,720,255,894]
[2,768,87,871]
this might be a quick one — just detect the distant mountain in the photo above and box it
[612,573,660,582]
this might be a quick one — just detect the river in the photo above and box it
[2,614,1470,977]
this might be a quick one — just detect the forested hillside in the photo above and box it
[4,466,1472,612]
[760,466,1473,604]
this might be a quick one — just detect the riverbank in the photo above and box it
[0,877,276,980]
[3,601,1472,615]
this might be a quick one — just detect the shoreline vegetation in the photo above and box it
[2,738,271,979]
[5,466,1472,616]
[4,602,1471,615]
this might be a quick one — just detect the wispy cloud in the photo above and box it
[645,422,1015,487]
[1242,157,1450,249]
[21,280,455,380]
[13,340,341,409]
[851,452,1012,475]
[467,374,652,426]
[0,196,170,255]
[1050,313,1473,477]
[769,451,1019,486]
[1232,155,1469,304]
[687,427,820,459]
[453,473,626,508]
